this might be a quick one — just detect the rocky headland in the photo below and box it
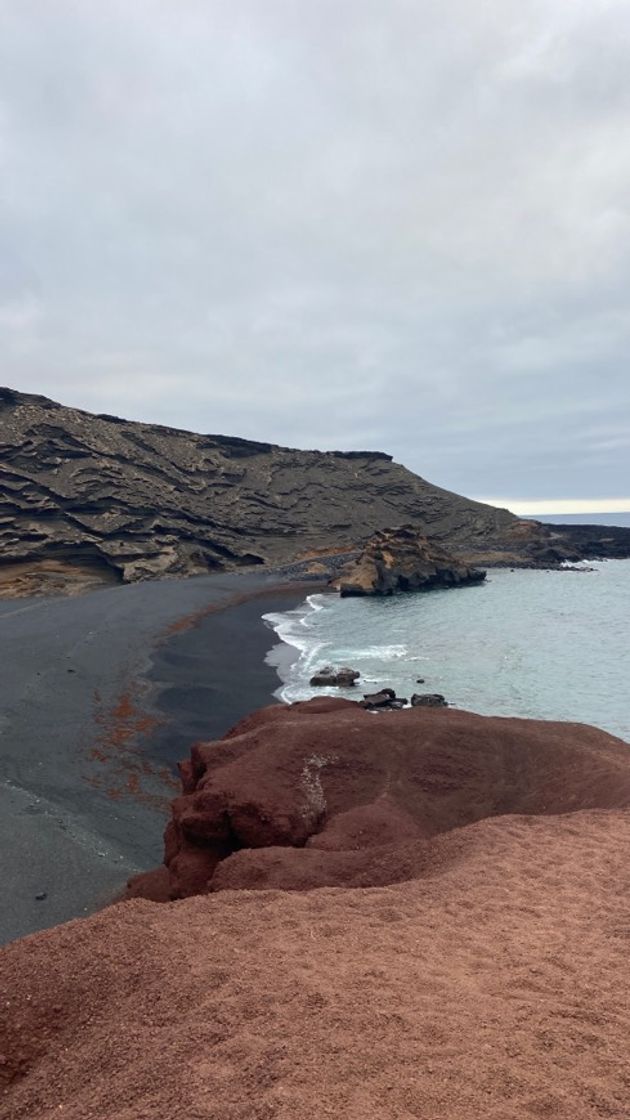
[333,525,486,595]
[2,387,629,597]
[3,697,630,1118]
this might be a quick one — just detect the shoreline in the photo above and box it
[261,564,630,743]
[143,584,320,767]
[0,571,318,944]
[5,558,629,945]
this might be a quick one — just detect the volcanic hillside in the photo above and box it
[2,387,629,595]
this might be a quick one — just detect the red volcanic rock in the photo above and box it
[4,702,630,1119]
[128,697,630,900]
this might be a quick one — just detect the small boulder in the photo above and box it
[336,667,361,687]
[410,693,448,708]
[310,665,360,687]
[310,666,337,686]
[361,688,395,707]
[360,689,408,711]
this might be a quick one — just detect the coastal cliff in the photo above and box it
[1,387,629,596]
[127,696,630,900]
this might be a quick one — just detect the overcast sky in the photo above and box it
[1,1,629,511]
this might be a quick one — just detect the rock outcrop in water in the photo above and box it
[309,666,361,687]
[126,697,630,900]
[2,387,628,596]
[360,688,408,710]
[333,525,486,596]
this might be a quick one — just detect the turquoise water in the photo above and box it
[263,561,630,742]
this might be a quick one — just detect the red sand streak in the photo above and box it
[161,580,316,638]
[82,582,314,807]
[84,685,176,809]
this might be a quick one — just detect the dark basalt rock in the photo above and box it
[310,666,360,687]
[411,693,448,708]
[360,688,408,710]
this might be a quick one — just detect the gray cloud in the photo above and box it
[1,0,629,502]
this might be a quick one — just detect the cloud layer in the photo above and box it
[1,0,629,501]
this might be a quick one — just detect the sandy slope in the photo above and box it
[3,701,630,1119]
[2,808,630,1119]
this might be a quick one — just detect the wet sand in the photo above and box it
[143,590,314,767]
[0,572,313,944]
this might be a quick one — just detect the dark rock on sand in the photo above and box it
[333,525,486,596]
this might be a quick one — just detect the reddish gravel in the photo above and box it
[2,700,630,1119]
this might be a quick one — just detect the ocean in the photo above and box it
[263,560,630,743]
[535,512,630,527]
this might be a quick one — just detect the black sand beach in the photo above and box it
[144,590,309,767]
[0,572,314,944]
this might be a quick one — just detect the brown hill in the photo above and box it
[3,387,627,596]
[3,700,630,1118]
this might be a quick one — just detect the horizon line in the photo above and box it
[478,498,630,516]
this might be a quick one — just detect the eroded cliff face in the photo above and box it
[333,525,486,595]
[1,387,628,595]
[126,696,630,901]
[0,387,515,590]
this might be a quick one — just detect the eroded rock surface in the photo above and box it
[128,696,630,899]
[3,387,626,596]
[309,666,360,687]
[360,688,409,710]
[333,525,486,595]
[411,692,448,707]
